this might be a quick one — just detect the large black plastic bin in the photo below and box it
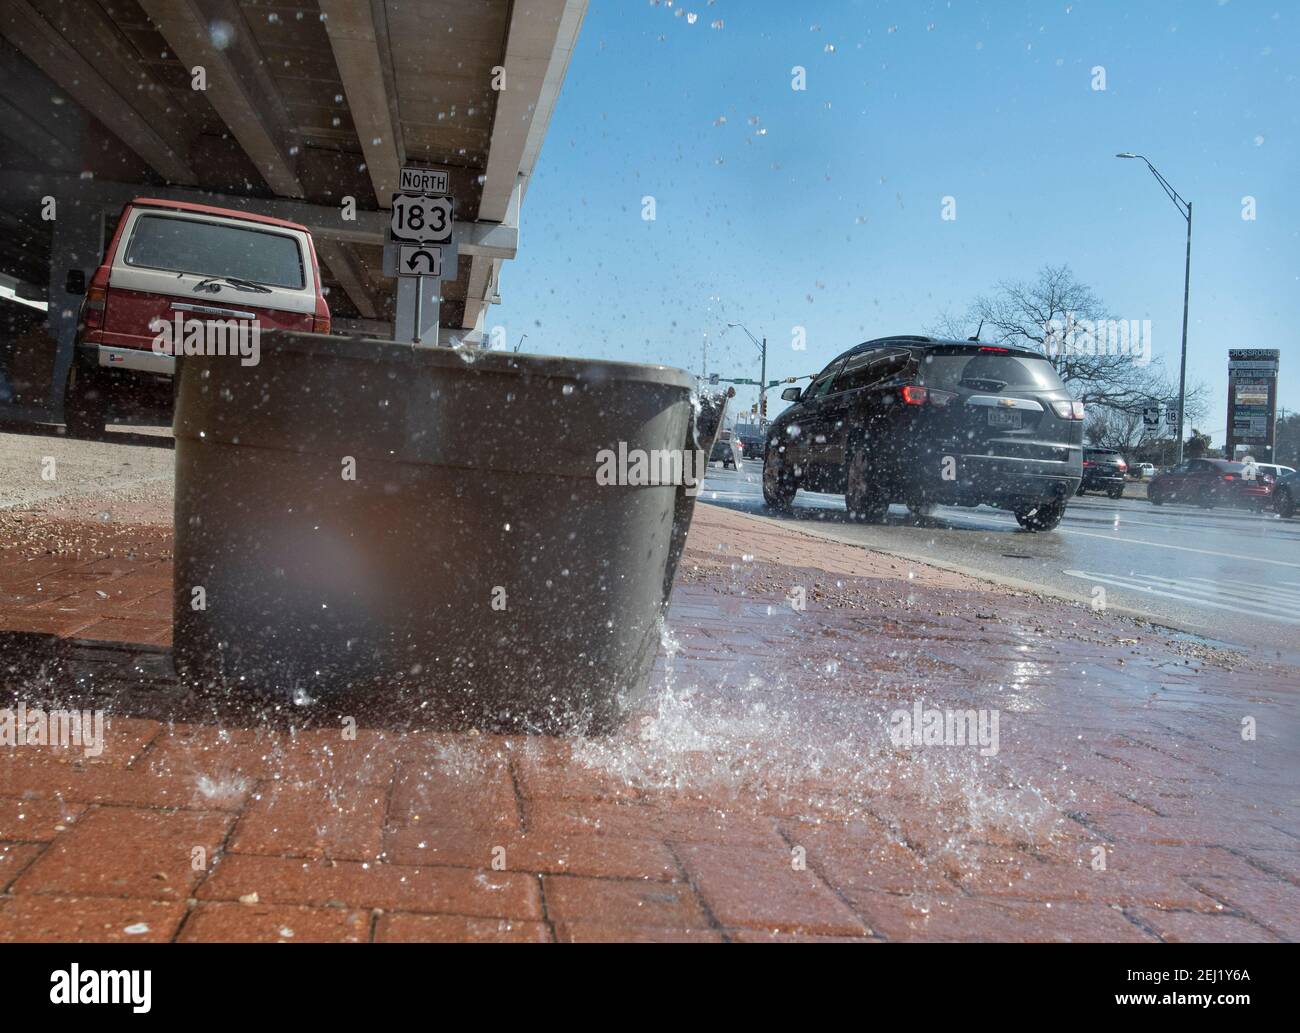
[172,332,713,733]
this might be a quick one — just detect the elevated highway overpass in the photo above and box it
[0,0,586,410]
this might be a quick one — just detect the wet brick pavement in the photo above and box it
[0,506,1296,941]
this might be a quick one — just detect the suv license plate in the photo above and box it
[988,409,1021,429]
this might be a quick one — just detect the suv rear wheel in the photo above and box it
[1014,499,1065,532]
[846,447,888,522]
[64,362,108,440]
[762,449,797,511]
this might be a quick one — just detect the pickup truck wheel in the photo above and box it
[64,362,108,440]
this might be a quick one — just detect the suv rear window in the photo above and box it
[124,213,305,290]
[920,350,1065,392]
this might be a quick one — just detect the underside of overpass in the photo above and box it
[0,0,585,405]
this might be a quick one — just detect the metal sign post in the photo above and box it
[385,165,456,346]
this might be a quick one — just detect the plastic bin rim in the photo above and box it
[247,330,699,390]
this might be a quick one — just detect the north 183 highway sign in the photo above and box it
[390,192,453,245]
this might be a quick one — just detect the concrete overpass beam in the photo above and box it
[314,239,380,320]
[137,0,304,198]
[0,0,197,184]
[318,0,403,206]
[478,0,586,222]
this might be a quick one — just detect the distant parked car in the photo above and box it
[1273,469,1298,519]
[710,429,743,469]
[1135,462,1156,480]
[762,336,1084,531]
[1254,463,1296,481]
[1078,447,1128,498]
[736,429,765,459]
[1149,458,1275,511]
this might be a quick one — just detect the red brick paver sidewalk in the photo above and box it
[0,506,1296,942]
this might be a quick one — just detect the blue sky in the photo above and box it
[494,0,1298,442]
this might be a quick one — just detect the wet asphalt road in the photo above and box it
[701,460,1300,663]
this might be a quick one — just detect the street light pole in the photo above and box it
[1177,202,1192,466]
[1117,152,1192,465]
[725,322,769,425]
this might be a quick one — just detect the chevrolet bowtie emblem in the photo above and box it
[998,398,1016,407]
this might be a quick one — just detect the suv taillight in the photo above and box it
[900,385,927,405]
[81,285,107,330]
[1051,400,1086,420]
[312,313,331,334]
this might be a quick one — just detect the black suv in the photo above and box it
[1078,447,1128,498]
[762,336,1084,531]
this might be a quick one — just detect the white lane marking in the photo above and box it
[1058,527,1300,570]
[1064,569,1300,625]
[1073,512,1292,537]
[967,498,1289,540]
[1123,573,1300,613]
[1180,577,1300,609]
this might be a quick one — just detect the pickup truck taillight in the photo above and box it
[80,285,107,330]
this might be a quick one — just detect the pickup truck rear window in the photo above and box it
[124,213,305,290]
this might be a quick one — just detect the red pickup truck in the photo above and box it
[64,197,330,437]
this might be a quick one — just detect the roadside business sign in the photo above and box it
[1225,348,1280,458]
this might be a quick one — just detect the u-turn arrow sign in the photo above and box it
[398,245,443,277]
